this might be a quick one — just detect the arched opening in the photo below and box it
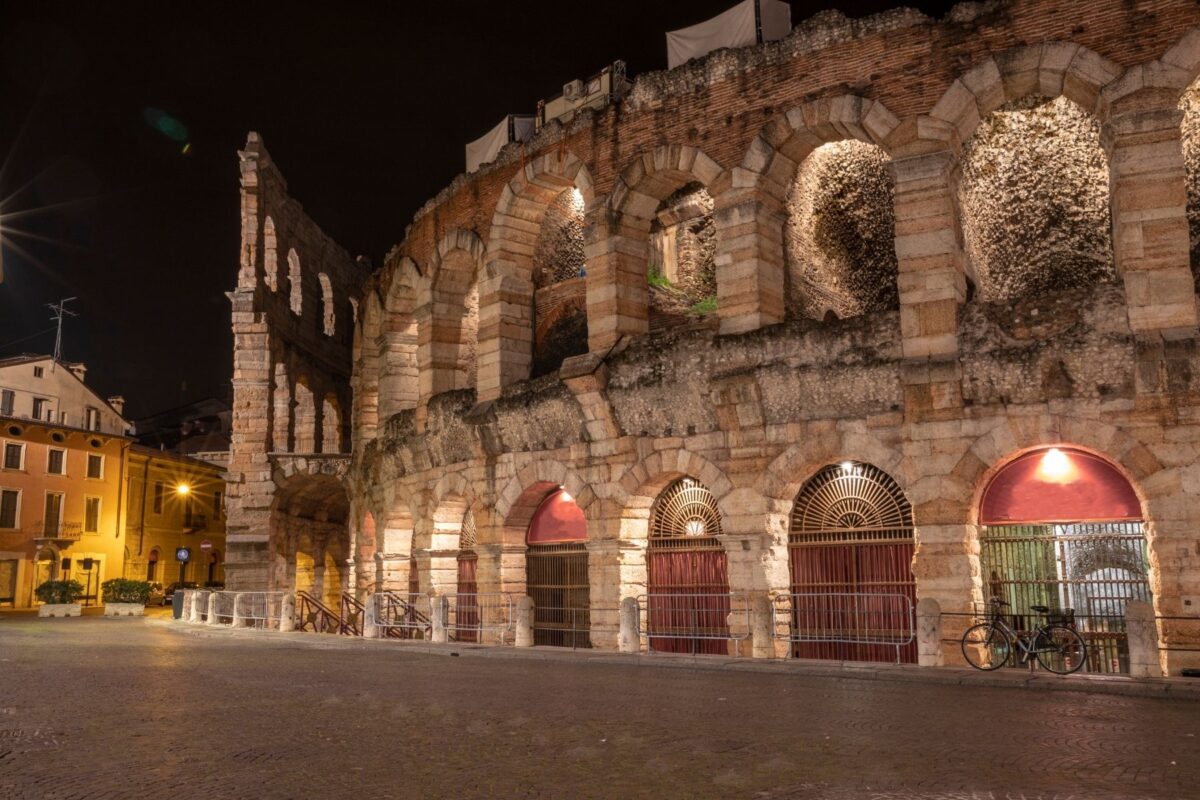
[263,216,278,291]
[293,377,315,453]
[354,293,383,443]
[647,183,718,332]
[979,446,1150,674]
[295,550,316,595]
[531,188,588,377]
[455,508,479,642]
[271,362,291,452]
[524,487,589,648]
[207,549,222,586]
[269,472,350,603]
[789,461,915,663]
[287,248,303,314]
[958,96,1114,301]
[647,477,729,654]
[785,141,897,320]
[1179,76,1200,289]
[33,546,58,602]
[146,548,160,582]
[379,266,419,419]
[320,394,341,454]
[318,273,335,336]
[431,250,479,394]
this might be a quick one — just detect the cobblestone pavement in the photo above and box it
[1,618,1197,800]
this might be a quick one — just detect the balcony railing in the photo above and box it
[27,520,83,541]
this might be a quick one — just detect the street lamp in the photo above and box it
[175,484,192,592]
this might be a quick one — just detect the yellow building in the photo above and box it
[0,356,131,607]
[123,446,226,590]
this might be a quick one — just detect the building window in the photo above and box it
[85,407,100,432]
[33,366,44,378]
[32,398,47,421]
[3,442,24,471]
[84,497,101,533]
[43,492,63,535]
[0,489,19,529]
[60,411,68,426]
[212,490,222,517]
[146,549,159,581]
[47,448,66,476]
[0,390,13,415]
[184,498,195,529]
[153,481,164,514]
[86,454,104,480]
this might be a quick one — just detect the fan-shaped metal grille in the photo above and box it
[791,462,913,543]
[650,477,723,541]
[460,508,477,549]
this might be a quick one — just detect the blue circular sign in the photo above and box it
[175,547,191,563]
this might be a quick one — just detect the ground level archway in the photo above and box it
[524,487,589,647]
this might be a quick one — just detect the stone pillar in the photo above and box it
[231,592,247,628]
[361,593,378,639]
[180,591,192,622]
[713,190,786,335]
[1125,600,1162,678]
[916,596,943,667]
[1103,104,1197,338]
[514,595,534,647]
[476,273,533,403]
[279,592,296,632]
[751,592,774,659]
[430,594,449,643]
[618,596,640,654]
[206,592,221,626]
[584,199,649,351]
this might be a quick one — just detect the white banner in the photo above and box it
[666,0,792,69]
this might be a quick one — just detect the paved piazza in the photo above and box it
[1,617,1197,800]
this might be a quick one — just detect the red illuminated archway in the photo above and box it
[980,447,1142,524]
[527,489,588,544]
[525,488,590,647]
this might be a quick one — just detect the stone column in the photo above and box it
[476,273,533,403]
[278,592,296,632]
[231,592,247,628]
[207,592,221,626]
[583,199,649,351]
[618,596,640,654]
[713,189,786,335]
[911,522,978,667]
[430,594,449,643]
[916,596,943,667]
[514,596,534,647]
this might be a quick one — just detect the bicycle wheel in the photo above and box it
[1034,624,1087,675]
[961,623,1012,670]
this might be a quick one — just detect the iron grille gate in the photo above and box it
[789,462,917,663]
[980,521,1151,674]
[526,543,590,648]
[648,478,731,655]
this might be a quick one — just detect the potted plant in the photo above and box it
[101,578,152,617]
[35,580,84,617]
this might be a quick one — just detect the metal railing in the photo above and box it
[235,591,284,629]
[445,592,513,644]
[209,590,237,624]
[638,592,750,655]
[531,604,593,649]
[191,589,210,622]
[371,592,431,639]
[296,591,343,634]
[27,520,83,540]
[339,593,364,637]
[772,591,916,664]
[941,605,1132,674]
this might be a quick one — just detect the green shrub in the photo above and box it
[34,580,84,605]
[690,296,718,316]
[101,578,152,604]
[647,266,672,289]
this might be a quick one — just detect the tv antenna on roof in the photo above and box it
[47,297,77,365]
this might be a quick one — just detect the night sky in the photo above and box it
[0,1,954,419]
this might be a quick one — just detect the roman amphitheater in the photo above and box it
[219,0,1200,674]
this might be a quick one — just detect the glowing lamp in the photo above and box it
[840,461,855,474]
[1037,448,1072,481]
[176,483,191,496]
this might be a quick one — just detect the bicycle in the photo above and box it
[961,598,1088,675]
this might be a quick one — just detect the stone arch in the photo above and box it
[729,96,901,330]
[293,375,316,453]
[287,248,302,315]
[353,290,383,443]
[379,257,421,420]
[495,459,596,545]
[318,273,335,336]
[423,472,480,595]
[263,216,279,291]
[590,145,727,350]
[422,229,484,397]
[616,447,734,543]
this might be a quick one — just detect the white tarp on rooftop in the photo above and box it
[666,0,792,69]
[465,115,535,174]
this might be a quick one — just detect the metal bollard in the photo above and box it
[431,594,449,643]
[514,596,534,647]
[619,596,640,653]
[207,592,221,626]
[279,593,296,632]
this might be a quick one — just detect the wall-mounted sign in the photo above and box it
[200,539,212,551]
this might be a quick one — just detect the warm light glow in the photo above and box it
[559,488,573,502]
[1037,448,1072,481]
[840,461,855,474]
[175,483,191,496]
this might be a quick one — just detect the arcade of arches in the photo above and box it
[224,3,1200,677]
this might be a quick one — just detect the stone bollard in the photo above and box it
[279,593,296,632]
[514,596,534,647]
[231,592,247,629]
[917,597,943,667]
[361,594,377,639]
[207,592,221,626]
[189,592,204,624]
[618,596,640,654]
[180,591,192,622]
[751,592,774,659]
[1125,600,1162,678]
[431,595,449,643]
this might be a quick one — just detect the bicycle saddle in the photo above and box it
[1030,604,1049,613]
[991,598,1010,606]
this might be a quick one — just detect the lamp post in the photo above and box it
[176,484,190,587]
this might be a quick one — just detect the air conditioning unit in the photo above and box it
[562,79,584,101]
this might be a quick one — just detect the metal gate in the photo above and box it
[789,462,917,663]
[980,521,1151,674]
[455,551,478,643]
[647,477,731,655]
[526,543,590,648]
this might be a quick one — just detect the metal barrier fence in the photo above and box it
[531,604,594,649]
[235,592,285,629]
[637,592,750,655]
[371,592,431,639]
[446,592,513,644]
[772,591,915,664]
[210,590,237,624]
[191,590,210,622]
